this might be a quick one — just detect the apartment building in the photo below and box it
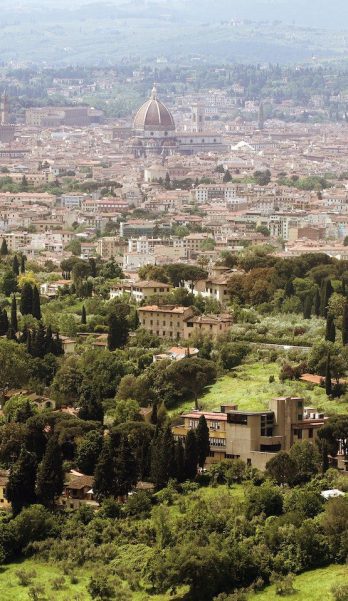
[138,305,195,340]
[173,397,326,470]
[96,236,124,259]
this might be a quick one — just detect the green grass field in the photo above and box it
[171,362,348,416]
[248,564,348,601]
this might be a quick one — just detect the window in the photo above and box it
[228,414,247,425]
[209,437,226,447]
[260,444,281,453]
[308,429,313,439]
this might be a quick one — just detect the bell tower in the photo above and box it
[192,103,205,133]
[0,92,9,125]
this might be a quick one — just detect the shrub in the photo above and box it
[271,573,296,596]
[15,569,37,586]
[331,584,348,601]
[50,576,66,590]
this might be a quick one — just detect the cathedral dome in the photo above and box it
[133,86,175,132]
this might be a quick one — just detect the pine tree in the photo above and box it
[184,429,198,480]
[11,294,18,332]
[20,254,26,274]
[81,304,87,325]
[313,287,321,317]
[12,255,19,276]
[303,295,312,319]
[325,314,336,343]
[325,353,332,396]
[78,385,104,422]
[20,283,33,315]
[342,303,348,345]
[0,309,9,336]
[196,415,210,469]
[0,239,8,256]
[36,435,64,508]
[6,447,37,515]
[174,440,185,483]
[32,285,41,320]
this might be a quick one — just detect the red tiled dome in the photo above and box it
[133,86,175,132]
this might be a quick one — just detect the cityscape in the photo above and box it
[0,1,347,600]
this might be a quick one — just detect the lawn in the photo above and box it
[248,564,348,601]
[170,361,348,416]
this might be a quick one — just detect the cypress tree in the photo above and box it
[11,294,18,332]
[343,303,348,345]
[325,314,336,343]
[20,254,26,274]
[313,287,321,317]
[6,447,37,515]
[303,295,312,319]
[325,353,332,396]
[150,402,158,425]
[150,427,175,489]
[26,330,32,354]
[196,415,210,469]
[107,312,129,351]
[174,440,185,483]
[32,285,41,320]
[320,279,333,318]
[20,283,33,315]
[342,278,346,297]
[94,433,137,501]
[78,385,104,422]
[0,239,8,256]
[31,323,45,358]
[0,309,9,336]
[36,435,64,509]
[81,304,87,325]
[284,279,294,297]
[54,331,64,356]
[6,325,17,341]
[184,429,198,480]
[12,255,19,276]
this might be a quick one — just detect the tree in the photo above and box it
[0,239,8,256]
[196,415,210,469]
[150,426,176,490]
[0,309,9,336]
[36,435,64,508]
[284,279,294,297]
[342,302,348,345]
[2,271,17,296]
[313,287,321,317]
[174,440,185,483]
[6,447,37,515]
[81,304,87,325]
[303,294,312,319]
[166,358,217,410]
[320,278,333,318]
[11,294,18,332]
[0,340,30,391]
[266,451,297,485]
[12,255,19,276]
[32,286,41,320]
[20,255,26,274]
[325,352,332,396]
[223,170,232,183]
[76,430,103,475]
[326,314,336,342]
[94,432,137,500]
[6,325,17,341]
[78,386,104,422]
[289,440,320,484]
[107,312,129,351]
[20,283,33,315]
[184,429,198,480]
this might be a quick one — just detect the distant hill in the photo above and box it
[0,0,347,65]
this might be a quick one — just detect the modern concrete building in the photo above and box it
[173,397,326,470]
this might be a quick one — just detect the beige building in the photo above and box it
[173,397,326,470]
[96,236,124,260]
[110,280,171,303]
[138,305,195,340]
[184,313,233,339]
